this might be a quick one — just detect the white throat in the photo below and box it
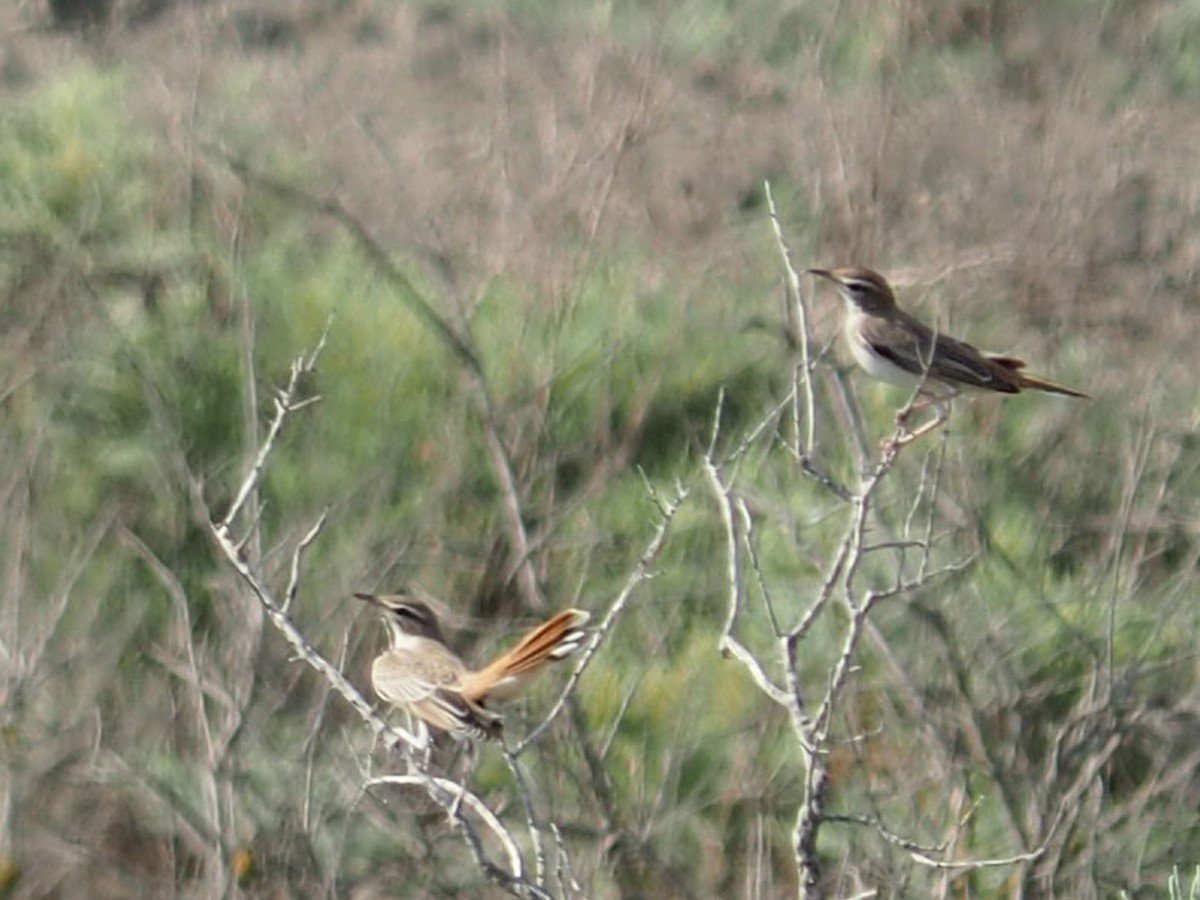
[384,617,434,652]
[843,300,922,389]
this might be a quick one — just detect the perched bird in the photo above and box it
[355,591,590,740]
[808,266,1087,445]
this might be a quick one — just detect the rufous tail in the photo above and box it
[500,609,591,676]
[466,610,590,702]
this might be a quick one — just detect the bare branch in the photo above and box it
[208,331,425,754]
[210,515,424,752]
[765,180,816,456]
[703,446,744,647]
[365,774,554,899]
[502,749,547,888]
[701,450,801,712]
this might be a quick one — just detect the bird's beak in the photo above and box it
[353,591,383,608]
[805,268,835,282]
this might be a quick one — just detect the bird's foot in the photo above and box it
[411,718,433,769]
[440,778,469,827]
[881,429,915,455]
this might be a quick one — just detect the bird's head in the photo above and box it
[354,591,447,645]
[808,266,897,315]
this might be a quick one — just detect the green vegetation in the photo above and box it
[3,1,1199,898]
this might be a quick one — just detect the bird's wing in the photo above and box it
[372,644,501,739]
[372,642,462,701]
[862,311,1021,393]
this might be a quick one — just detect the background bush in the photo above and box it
[1,1,1198,897]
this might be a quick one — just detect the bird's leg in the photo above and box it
[447,777,468,823]
[407,714,432,768]
[896,385,957,426]
[885,391,954,451]
[891,398,951,448]
[894,395,931,428]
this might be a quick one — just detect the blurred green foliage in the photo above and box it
[3,1,1200,896]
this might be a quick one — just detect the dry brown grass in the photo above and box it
[7,0,1194,369]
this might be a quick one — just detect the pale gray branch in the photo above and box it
[765,180,816,456]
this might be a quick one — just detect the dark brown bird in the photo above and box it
[809,266,1087,444]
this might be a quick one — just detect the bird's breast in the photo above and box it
[843,305,922,389]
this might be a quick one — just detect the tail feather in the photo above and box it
[988,355,1027,371]
[466,609,590,702]
[987,353,1087,398]
[502,610,591,675]
[1015,372,1089,398]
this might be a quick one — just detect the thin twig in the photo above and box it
[503,749,547,888]
[825,812,948,855]
[284,509,330,614]
[220,327,328,532]
[909,846,1046,871]
[515,481,688,753]
[765,180,816,456]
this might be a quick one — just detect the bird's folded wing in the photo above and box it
[373,649,501,738]
[863,313,1020,392]
[419,688,501,738]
